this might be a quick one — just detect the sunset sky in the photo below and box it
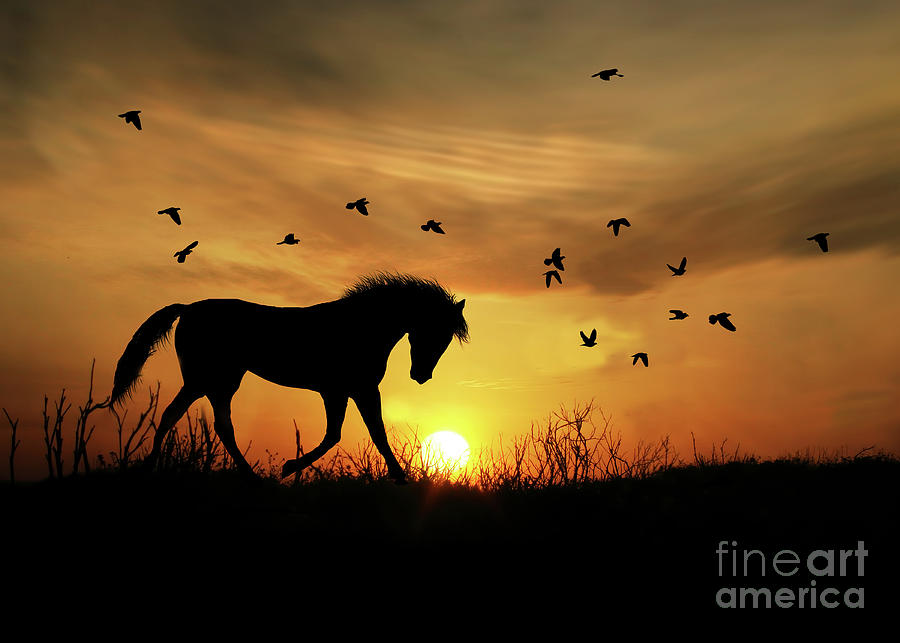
[2,0,899,480]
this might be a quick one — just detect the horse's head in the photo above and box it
[409,299,467,384]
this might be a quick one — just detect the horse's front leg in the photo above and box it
[282,392,348,479]
[352,387,407,484]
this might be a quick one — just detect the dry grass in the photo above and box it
[3,365,894,488]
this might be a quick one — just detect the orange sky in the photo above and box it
[2,0,899,480]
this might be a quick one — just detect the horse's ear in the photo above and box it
[457,299,466,311]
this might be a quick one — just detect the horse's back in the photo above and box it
[173,297,358,390]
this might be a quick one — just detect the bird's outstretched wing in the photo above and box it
[667,263,677,273]
[816,236,828,252]
[580,331,590,344]
[718,315,737,332]
[170,211,181,225]
[132,113,142,130]
[679,257,687,270]
[589,328,597,342]
[357,202,369,216]
[185,241,198,251]
[620,218,630,227]
[640,354,648,367]
[551,248,565,270]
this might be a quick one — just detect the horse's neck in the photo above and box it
[339,296,412,344]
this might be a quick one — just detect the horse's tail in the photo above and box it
[110,303,186,408]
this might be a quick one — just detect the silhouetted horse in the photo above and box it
[109,273,468,482]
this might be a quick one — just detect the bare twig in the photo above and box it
[3,408,20,485]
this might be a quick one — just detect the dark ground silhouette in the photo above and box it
[3,454,896,615]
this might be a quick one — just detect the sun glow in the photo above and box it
[420,430,471,475]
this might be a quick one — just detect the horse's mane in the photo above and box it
[341,272,469,342]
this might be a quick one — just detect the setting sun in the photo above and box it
[420,431,471,474]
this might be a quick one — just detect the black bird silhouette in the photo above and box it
[591,69,624,81]
[346,198,369,216]
[174,241,198,263]
[708,312,736,332]
[118,110,142,131]
[158,207,181,225]
[669,310,689,320]
[277,234,300,245]
[607,218,630,237]
[580,329,597,347]
[421,220,445,234]
[667,257,687,276]
[807,233,829,253]
[543,270,562,288]
[544,248,566,271]
[632,352,648,367]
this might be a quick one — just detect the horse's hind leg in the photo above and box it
[352,387,407,484]
[282,392,348,479]
[144,386,202,471]
[208,385,255,477]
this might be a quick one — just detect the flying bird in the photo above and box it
[591,69,624,81]
[669,310,689,320]
[807,233,829,253]
[607,218,630,237]
[157,207,181,225]
[277,233,300,245]
[544,248,566,271]
[118,110,142,131]
[667,257,687,276]
[174,241,198,264]
[543,270,562,288]
[580,329,597,347]
[709,312,736,332]
[346,198,370,216]
[632,353,648,367]
[421,220,445,234]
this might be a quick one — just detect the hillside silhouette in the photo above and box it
[3,389,897,614]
